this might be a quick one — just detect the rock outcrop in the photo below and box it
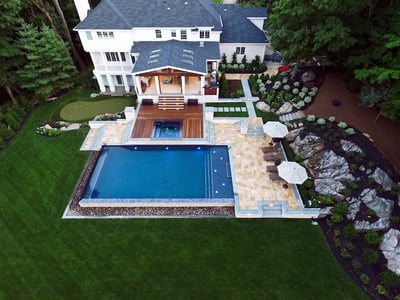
[354,218,391,232]
[359,188,394,219]
[371,167,393,192]
[291,133,324,159]
[380,229,400,275]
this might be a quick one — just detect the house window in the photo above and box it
[120,52,126,62]
[131,55,136,64]
[236,47,245,55]
[199,30,210,39]
[97,31,115,39]
[105,52,119,62]
[86,31,93,40]
[155,29,162,38]
[116,75,123,85]
[171,30,176,38]
[180,30,187,40]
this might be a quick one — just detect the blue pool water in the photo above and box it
[82,145,234,204]
[152,120,182,139]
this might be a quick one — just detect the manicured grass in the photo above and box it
[0,101,369,299]
[51,89,135,122]
[206,102,248,118]
[254,102,280,122]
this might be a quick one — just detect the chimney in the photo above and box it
[74,0,91,21]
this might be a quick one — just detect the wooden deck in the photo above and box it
[131,104,203,138]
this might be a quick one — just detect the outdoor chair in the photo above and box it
[266,165,278,173]
[263,154,281,161]
[261,144,279,153]
[269,173,282,181]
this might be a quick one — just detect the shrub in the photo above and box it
[345,128,356,135]
[304,96,312,103]
[364,231,382,246]
[18,96,34,112]
[257,79,263,84]
[297,101,305,108]
[299,92,306,98]
[337,122,348,129]
[367,208,376,217]
[348,182,359,190]
[360,273,370,285]
[301,87,308,92]
[273,81,281,90]
[352,259,361,269]
[232,64,239,70]
[341,188,352,197]
[236,89,244,97]
[343,224,358,240]
[362,248,379,264]
[306,115,315,122]
[294,154,302,162]
[294,81,300,87]
[340,248,351,259]
[328,116,335,122]
[391,216,400,224]
[0,123,14,140]
[331,213,344,223]
[317,195,334,205]
[0,137,5,149]
[239,64,245,70]
[379,270,400,288]
[266,80,272,85]
[349,164,358,171]
[316,118,326,125]
[284,93,292,101]
[333,202,348,216]
[367,161,376,168]
[283,84,290,91]
[392,182,399,193]
[292,88,299,94]
[375,284,388,296]
[302,179,313,188]
[259,87,266,93]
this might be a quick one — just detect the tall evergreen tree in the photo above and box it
[0,0,24,103]
[17,23,77,99]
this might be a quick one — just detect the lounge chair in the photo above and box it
[269,173,282,181]
[261,144,279,153]
[266,165,278,173]
[263,154,281,161]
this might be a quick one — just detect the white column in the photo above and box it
[135,76,142,94]
[106,74,115,92]
[212,61,217,71]
[200,76,205,95]
[155,76,160,94]
[181,76,186,94]
[95,72,106,93]
[122,74,129,93]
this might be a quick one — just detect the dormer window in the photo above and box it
[180,30,187,40]
[97,31,114,39]
[155,29,162,38]
[199,30,210,39]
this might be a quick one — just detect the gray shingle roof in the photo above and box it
[75,0,222,30]
[213,4,267,43]
[131,40,220,74]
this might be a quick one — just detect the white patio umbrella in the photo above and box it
[277,161,308,185]
[263,121,289,138]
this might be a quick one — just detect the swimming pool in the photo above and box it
[80,145,235,207]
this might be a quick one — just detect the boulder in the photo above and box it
[286,128,303,143]
[306,150,354,182]
[291,133,324,159]
[301,70,316,83]
[340,140,363,153]
[255,101,270,112]
[347,197,361,220]
[371,167,393,192]
[276,102,293,115]
[360,188,394,219]
[380,229,400,275]
[354,218,391,232]
[318,206,333,218]
[314,178,346,201]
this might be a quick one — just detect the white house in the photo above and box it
[73,0,267,104]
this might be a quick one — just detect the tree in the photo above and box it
[0,0,24,103]
[30,0,85,70]
[267,0,359,65]
[17,23,77,99]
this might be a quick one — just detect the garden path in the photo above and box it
[304,73,400,173]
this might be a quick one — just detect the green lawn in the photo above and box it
[51,89,134,122]
[0,100,369,299]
